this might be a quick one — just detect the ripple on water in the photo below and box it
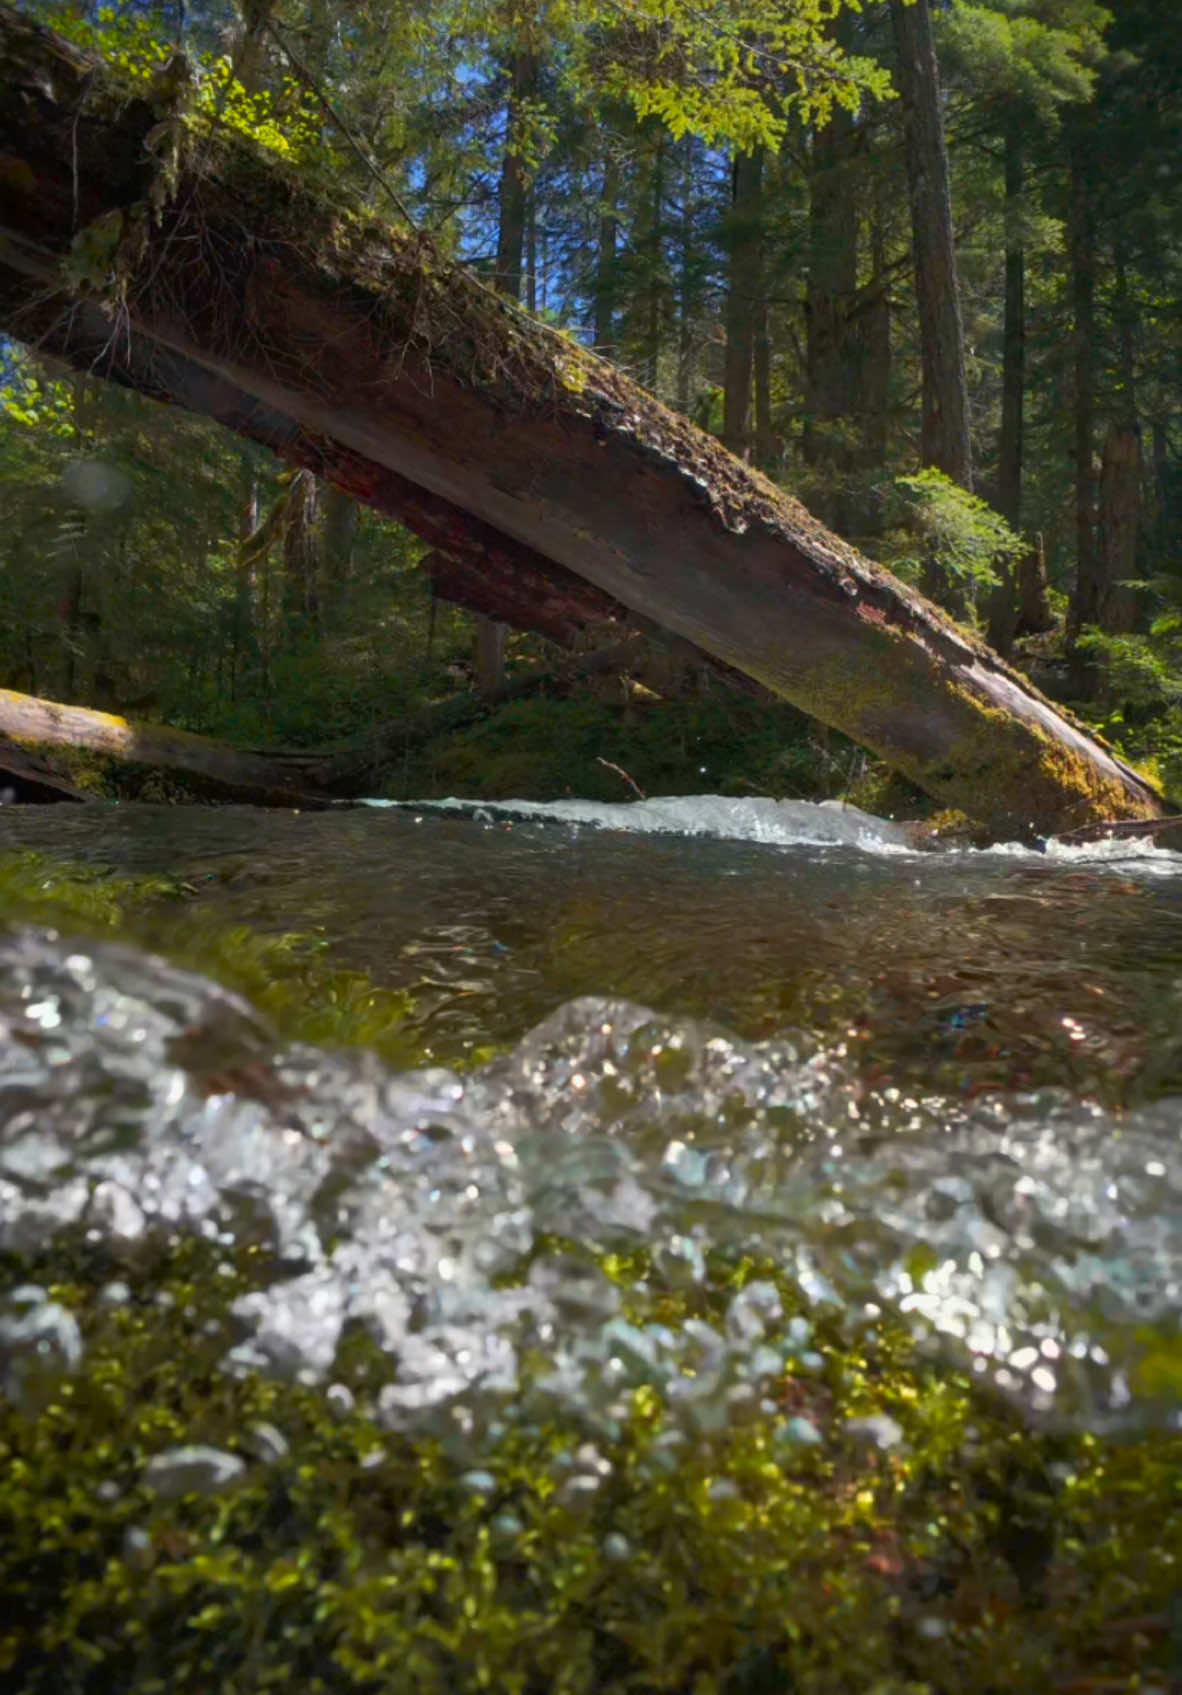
[0,929,1179,1441]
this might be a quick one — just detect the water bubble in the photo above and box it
[777,1417,823,1447]
[844,1415,905,1451]
[459,1470,496,1495]
[142,1446,246,1499]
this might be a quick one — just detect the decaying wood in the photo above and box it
[0,7,1171,838]
[0,732,91,803]
[0,689,339,808]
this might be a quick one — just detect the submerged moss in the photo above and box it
[0,1240,1178,1695]
[0,851,424,1068]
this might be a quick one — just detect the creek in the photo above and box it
[2,793,1180,1439]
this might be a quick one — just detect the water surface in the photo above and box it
[4,794,1181,1102]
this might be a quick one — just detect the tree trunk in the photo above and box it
[1067,132,1099,648]
[230,0,273,94]
[481,37,538,697]
[675,135,697,415]
[804,16,859,516]
[0,5,1167,839]
[1017,535,1053,638]
[722,147,763,457]
[859,179,892,482]
[644,136,666,391]
[997,126,1024,534]
[753,295,773,471]
[889,0,972,495]
[320,485,358,585]
[1094,238,1142,635]
[0,731,92,802]
[281,468,319,632]
[986,123,1026,656]
[494,44,534,300]
[1096,423,1143,635]
[594,147,619,356]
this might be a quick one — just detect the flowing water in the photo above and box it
[2,794,1181,1442]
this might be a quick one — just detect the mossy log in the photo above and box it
[0,689,340,807]
[0,8,1170,837]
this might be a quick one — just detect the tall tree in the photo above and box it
[1065,121,1099,649]
[722,146,764,456]
[933,0,1110,644]
[803,10,862,527]
[889,0,972,495]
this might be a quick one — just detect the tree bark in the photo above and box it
[992,135,1051,648]
[859,179,892,480]
[320,485,358,585]
[997,126,1024,535]
[722,147,763,457]
[0,732,92,802]
[481,37,538,697]
[1016,535,1053,640]
[675,135,697,415]
[494,44,534,300]
[1096,423,1143,635]
[644,135,666,391]
[594,145,619,357]
[1067,131,1099,647]
[804,15,860,515]
[889,0,972,494]
[986,123,1026,657]
[0,6,1167,839]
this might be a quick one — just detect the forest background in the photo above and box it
[2,0,1180,811]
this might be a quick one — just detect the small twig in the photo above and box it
[1055,814,1182,845]
[261,17,416,229]
[596,755,646,801]
[837,744,862,808]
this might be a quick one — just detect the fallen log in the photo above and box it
[0,689,339,808]
[0,8,1170,838]
[0,732,91,803]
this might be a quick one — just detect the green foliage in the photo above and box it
[0,849,183,931]
[0,365,74,436]
[41,2,174,88]
[1075,624,1182,714]
[937,0,1111,124]
[590,0,894,148]
[1070,625,1182,796]
[395,686,901,809]
[43,3,325,161]
[882,469,1027,600]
